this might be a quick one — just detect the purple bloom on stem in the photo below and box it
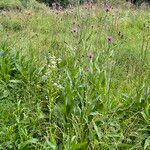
[107,35,112,42]
[52,2,57,10]
[88,52,94,60]
[103,3,112,12]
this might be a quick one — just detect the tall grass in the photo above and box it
[0,1,150,149]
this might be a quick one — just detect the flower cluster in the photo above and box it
[103,3,113,12]
[88,52,94,60]
[107,35,112,42]
[41,55,61,81]
[87,35,113,60]
[52,2,63,14]
[83,0,93,9]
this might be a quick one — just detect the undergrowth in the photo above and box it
[0,1,150,149]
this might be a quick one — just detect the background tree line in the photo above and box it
[35,0,149,7]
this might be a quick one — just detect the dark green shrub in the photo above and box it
[36,0,68,6]
[127,0,150,6]
[35,0,51,6]
[36,0,85,6]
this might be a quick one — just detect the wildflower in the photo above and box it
[103,3,112,12]
[88,52,94,60]
[52,2,57,10]
[58,6,63,11]
[71,27,78,33]
[52,2,63,14]
[83,0,93,9]
[107,35,112,42]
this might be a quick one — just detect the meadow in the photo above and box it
[0,0,150,149]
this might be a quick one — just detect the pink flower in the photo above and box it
[83,0,93,9]
[58,5,63,11]
[52,2,57,10]
[104,3,112,12]
[88,52,94,60]
[107,35,112,42]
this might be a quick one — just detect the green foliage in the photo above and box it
[36,0,85,6]
[0,0,22,10]
[0,1,150,149]
[0,0,43,10]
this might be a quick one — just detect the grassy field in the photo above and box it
[0,0,150,149]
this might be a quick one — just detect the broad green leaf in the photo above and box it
[144,137,150,150]
[92,120,101,140]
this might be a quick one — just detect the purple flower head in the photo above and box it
[103,3,112,12]
[83,0,93,9]
[88,52,94,60]
[58,5,63,11]
[52,2,57,10]
[107,35,112,42]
